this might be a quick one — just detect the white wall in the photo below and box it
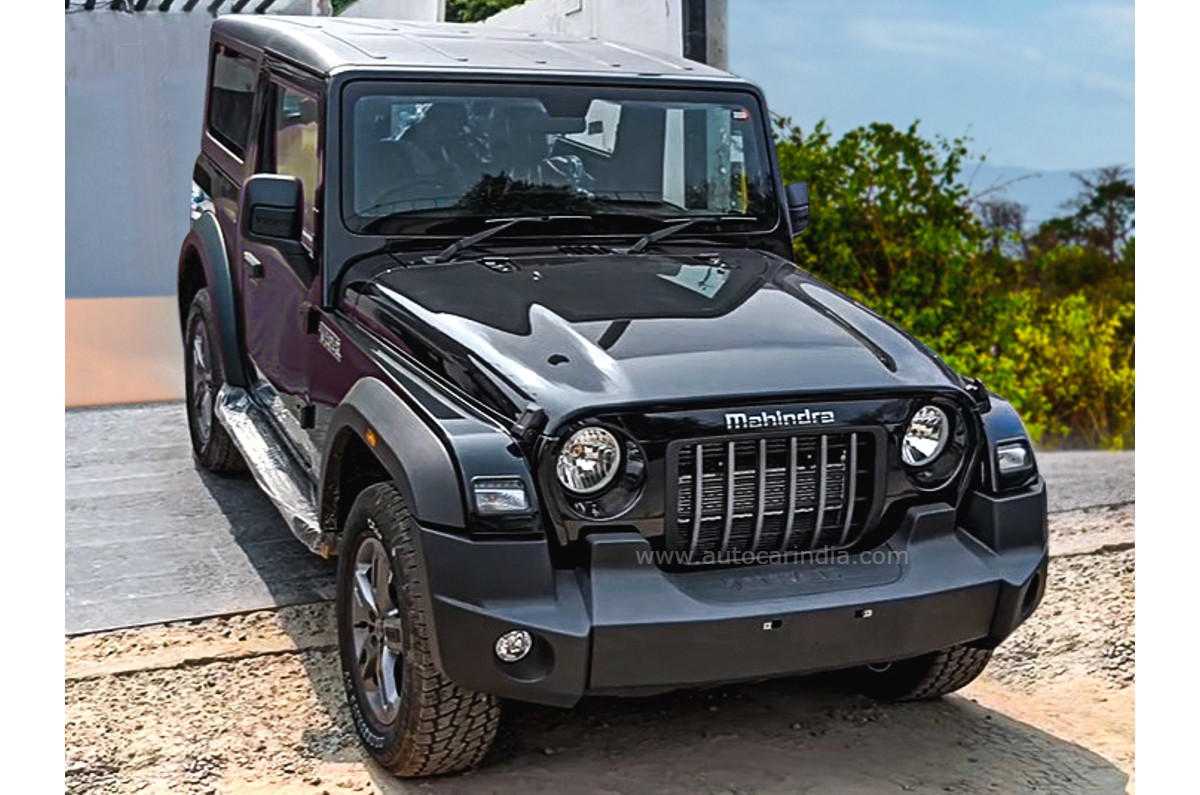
[483,0,684,58]
[66,11,213,299]
[339,0,444,20]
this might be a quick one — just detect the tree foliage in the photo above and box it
[444,0,524,22]
[775,117,1134,449]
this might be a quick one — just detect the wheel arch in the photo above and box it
[320,425,395,535]
[177,243,207,332]
[319,378,468,536]
[177,215,249,387]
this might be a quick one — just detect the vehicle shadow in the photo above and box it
[194,466,337,608]
[369,676,1128,795]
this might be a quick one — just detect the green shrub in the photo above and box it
[774,117,1134,449]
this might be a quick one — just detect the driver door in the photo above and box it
[238,73,324,472]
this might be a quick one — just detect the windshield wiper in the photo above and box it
[627,215,752,254]
[426,215,593,264]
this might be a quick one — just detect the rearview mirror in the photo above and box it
[785,182,810,237]
[240,174,304,251]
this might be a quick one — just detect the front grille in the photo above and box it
[668,432,874,558]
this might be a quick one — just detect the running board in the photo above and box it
[215,385,338,558]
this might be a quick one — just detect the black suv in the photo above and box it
[178,16,1048,777]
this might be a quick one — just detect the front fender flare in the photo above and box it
[322,377,466,530]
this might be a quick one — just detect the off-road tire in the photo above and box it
[183,289,244,473]
[337,483,500,777]
[853,644,993,701]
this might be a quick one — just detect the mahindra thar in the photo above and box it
[178,16,1048,777]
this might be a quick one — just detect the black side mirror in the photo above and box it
[240,174,304,252]
[785,182,810,237]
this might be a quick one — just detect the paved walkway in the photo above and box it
[66,403,334,635]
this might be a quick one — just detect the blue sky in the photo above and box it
[728,0,1134,171]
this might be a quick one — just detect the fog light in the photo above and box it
[996,442,1032,474]
[495,629,533,663]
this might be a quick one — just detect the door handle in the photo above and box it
[243,251,264,280]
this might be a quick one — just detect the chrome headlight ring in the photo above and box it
[556,426,622,495]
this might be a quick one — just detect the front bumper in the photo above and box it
[413,479,1048,707]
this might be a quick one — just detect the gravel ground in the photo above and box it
[992,547,1135,690]
[65,506,1135,795]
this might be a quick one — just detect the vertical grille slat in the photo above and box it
[720,441,736,552]
[670,430,874,563]
[751,438,768,551]
[689,443,704,555]
[839,432,858,545]
[811,435,828,550]
[779,437,799,550]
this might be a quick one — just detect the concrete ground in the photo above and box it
[66,403,333,635]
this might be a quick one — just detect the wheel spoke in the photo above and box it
[192,334,206,372]
[360,641,379,687]
[378,647,400,713]
[371,547,393,617]
[353,625,370,665]
[349,585,371,627]
[353,565,377,615]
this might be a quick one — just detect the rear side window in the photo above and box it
[208,46,256,158]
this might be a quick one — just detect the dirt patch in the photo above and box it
[1050,503,1135,557]
[66,540,1134,794]
[990,547,1135,690]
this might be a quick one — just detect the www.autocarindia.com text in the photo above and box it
[635,547,908,567]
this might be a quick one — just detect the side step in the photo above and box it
[215,385,338,558]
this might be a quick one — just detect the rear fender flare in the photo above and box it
[179,212,249,387]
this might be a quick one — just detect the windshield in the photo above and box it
[341,82,779,236]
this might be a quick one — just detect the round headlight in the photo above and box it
[902,405,950,467]
[557,427,622,494]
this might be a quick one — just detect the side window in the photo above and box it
[207,45,256,158]
[273,85,321,238]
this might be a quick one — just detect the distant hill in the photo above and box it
[962,163,1135,225]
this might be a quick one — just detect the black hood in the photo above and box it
[345,249,965,425]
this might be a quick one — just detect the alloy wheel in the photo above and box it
[350,535,404,725]
[190,321,214,445]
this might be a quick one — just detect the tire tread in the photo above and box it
[899,645,993,701]
[342,484,500,777]
[856,644,993,702]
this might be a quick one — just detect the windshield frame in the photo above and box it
[336,77,784,242]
